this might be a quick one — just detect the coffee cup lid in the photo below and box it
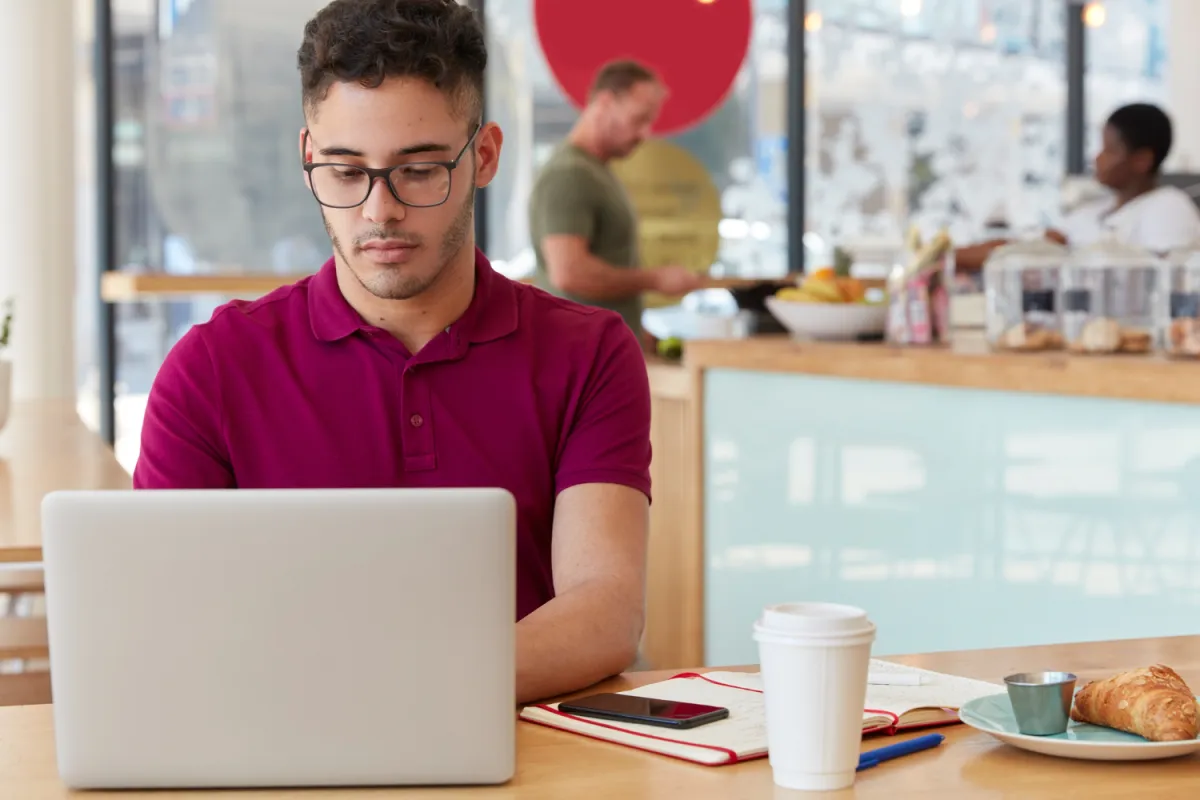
[755,602,874,637]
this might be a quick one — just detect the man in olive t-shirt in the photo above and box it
[529,60,700,340]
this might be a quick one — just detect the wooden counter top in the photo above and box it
[2,634,1197,797]
[0,400,130,562]
[684,335,1200,406]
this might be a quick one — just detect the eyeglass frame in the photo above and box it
[301,123,482,210]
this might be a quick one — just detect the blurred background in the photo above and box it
[6,0,1175,469]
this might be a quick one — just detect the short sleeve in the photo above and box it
[132,327,235,489]
[1136,191,1200,253]
[531,166,597,241]
[555,317,652,501]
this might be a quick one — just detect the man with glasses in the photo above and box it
[134,0,652,704]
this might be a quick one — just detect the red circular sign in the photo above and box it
[533,0,753,136]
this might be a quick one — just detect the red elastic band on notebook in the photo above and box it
[863,708,902,735]
[670,672,762,693]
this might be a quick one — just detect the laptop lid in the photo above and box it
[42,487,516,790]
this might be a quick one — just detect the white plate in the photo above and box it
[959,693,1200,761]
[763,296,886,341]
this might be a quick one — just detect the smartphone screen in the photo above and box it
[558,693,729,729]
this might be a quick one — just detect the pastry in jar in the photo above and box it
[1068,317,1122,354]
[1000,322,1062,352]
[1168,318,1200,357]
[1118,328,1153,354]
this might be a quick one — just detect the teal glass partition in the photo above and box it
[704,368,1200,666]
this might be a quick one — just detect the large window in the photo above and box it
[1084,0,1168,165]
[802,0,1169,253]
[100,0,329,468]
[805,0,1069,249]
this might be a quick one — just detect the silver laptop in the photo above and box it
[41,488,516,790]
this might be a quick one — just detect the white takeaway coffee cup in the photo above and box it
[752,602,876,792]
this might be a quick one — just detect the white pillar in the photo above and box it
[1167,0,1200,170]
[0,0,77,401]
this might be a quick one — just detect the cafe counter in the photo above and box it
[642,336,1200,672]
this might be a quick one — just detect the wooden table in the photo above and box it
[2,635,1197,797]
[0,400,131,563]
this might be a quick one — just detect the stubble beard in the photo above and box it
[324,183,475,301]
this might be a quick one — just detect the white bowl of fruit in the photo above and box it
[764,268,887,341]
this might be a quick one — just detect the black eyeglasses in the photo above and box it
[303,124,481,209]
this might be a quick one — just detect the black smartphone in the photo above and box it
[558,693,729,729]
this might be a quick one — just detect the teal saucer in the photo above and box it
[959,693,1200,761]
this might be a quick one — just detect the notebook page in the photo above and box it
[694,673,903,730]
[865,659,1003,718]
[697,666,1001,720]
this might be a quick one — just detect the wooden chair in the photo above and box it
[0,567,50,706]
[0,671,51,706]
[0,617,48,661]
[0,565,46,626]
[0,568,45,596]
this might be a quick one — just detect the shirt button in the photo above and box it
[410,414,424,428]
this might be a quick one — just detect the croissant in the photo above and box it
[1069,665,1198,742]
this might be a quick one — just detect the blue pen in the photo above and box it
[857,733,945,771]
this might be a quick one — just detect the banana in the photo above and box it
[775,287,828,303]
[798,278,844,303]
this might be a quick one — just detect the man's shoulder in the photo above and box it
[533,147,606,187]
[538,143,592,169]
[167,276,318,375]
[193,276,317,340]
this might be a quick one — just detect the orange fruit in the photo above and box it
[835,277,865,303]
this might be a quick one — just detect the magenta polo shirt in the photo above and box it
[133,248,652,621]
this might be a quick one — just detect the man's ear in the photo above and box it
[474,122,504,189]
[299,128,313,189]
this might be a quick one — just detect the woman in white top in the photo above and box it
[957,103,1200,269]
[1059,102,1200,253]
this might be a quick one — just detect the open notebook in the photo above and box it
[519,659,1002,766]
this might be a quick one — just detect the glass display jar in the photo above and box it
[983,240,1067,352]
[1161,247,1200,358]
[1060,239,1159,356]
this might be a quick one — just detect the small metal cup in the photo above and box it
[1004,671,1078,736]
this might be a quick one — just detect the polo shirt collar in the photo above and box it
[308,258,361,342]
[308,247,518,346]
[456,246,519,344]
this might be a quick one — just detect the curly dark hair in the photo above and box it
[297,0,486,123]
[1107,102,1173,173]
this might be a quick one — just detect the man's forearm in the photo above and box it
[551,252,654,302]
[515,578,643,704]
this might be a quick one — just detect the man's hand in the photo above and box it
[650,265,704,296]
[514,482,649,704]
